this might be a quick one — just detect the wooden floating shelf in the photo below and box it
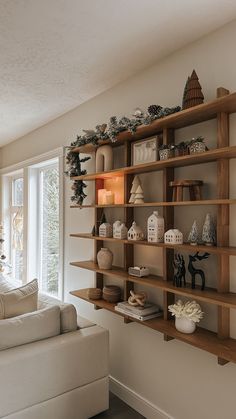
[71,92,236,154]
[70,199,236,209]
[71,146,236,180]
[70,234,236,256]
[70,261,236,308]
[70,288,236,363]
[125,199,236,207]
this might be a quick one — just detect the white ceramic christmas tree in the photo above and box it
[202,213,216,246]
[188,220,199,245]
[129,176,144,204]
[134,185,144,204]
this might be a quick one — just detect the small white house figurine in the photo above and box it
[147,211,164,243]
[128,222,144,241]
[164,229,183,244]
[99,222,112,238]
[113,222,128,239]
[113,220,121,236]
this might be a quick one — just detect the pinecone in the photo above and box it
[147,105,162,116]
[109,116,117,126]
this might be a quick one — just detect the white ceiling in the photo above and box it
[1,0,236,146]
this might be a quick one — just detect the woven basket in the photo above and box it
[87,288,102,300]
[102,285,121,303]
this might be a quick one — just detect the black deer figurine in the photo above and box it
[188,252,210,291]
[173,254,186,287]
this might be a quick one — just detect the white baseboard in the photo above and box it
[109,376,174,419]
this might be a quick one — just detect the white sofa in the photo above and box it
[0,277,109,419]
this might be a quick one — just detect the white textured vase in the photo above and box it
[96,145,113,172]
[175,317,196,334]
[97,248,113,270]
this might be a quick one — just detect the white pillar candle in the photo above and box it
[104,191,114,205]
[98,189,107,205]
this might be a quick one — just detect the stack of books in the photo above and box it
[115,301,163,321]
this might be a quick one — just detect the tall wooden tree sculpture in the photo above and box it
[182,70,204,109]
[182,76,190,109]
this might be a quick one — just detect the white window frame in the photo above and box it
[2,171,24,281]
[34,159,61,298]
[1,148,64,299]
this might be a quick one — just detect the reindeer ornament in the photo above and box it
[173,254,186,287]
[188,252,210,291]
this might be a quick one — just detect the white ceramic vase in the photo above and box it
[175,317,196,334]
[97,247,113,270]
[96,145,113,172]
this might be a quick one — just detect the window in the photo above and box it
[39,164,59,296]
[2,149,63,299]
[10,176,24,282]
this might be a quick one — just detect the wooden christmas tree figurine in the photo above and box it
[182,70,204,109]
[182,76,190,109]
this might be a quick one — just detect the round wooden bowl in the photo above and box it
[102,285,121,303]
[87,288,102,300]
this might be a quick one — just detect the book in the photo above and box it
[115,306,163,321]
[117,301,160,316]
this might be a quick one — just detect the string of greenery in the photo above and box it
[65,104,181,205]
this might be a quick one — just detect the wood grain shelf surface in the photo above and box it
[70,261,236,308]
[70,288,236,363]
[70,199,236,208]
[71,146,236,180]
[71,92,236,154]
[70,233,236,255]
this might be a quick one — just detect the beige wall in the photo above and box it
[2,20,236,419]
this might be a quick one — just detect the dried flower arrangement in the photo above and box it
[168,300,204,323]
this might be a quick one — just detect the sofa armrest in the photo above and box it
[77,315,95,329]
[0,326,109,418]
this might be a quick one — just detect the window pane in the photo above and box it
[40,166,59,296]
[12,178,23,206]
[12,178,24,282]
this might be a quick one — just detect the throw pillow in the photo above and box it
[0,305,61,351]
[0,278,38,319]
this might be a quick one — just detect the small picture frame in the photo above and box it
[131,136,159,166]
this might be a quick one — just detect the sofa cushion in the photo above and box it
[38,293,77,333]
[0,275,78,333]
[0,325,109,418]
[0,279,38,319]
[0,305,60,351]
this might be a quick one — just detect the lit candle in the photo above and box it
[105,191,114,205]
[98,189,107,205]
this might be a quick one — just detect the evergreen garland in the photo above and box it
[65,103,181,205]
[65,149,91,205]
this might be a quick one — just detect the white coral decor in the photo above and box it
[168,300,203,323]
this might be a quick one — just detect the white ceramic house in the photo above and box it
[99,222,113,238]
[113,220,121,237]
[128,222,144,241]
[164,229,183,244]
[113,222,128,239]
[147,211,164,243]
